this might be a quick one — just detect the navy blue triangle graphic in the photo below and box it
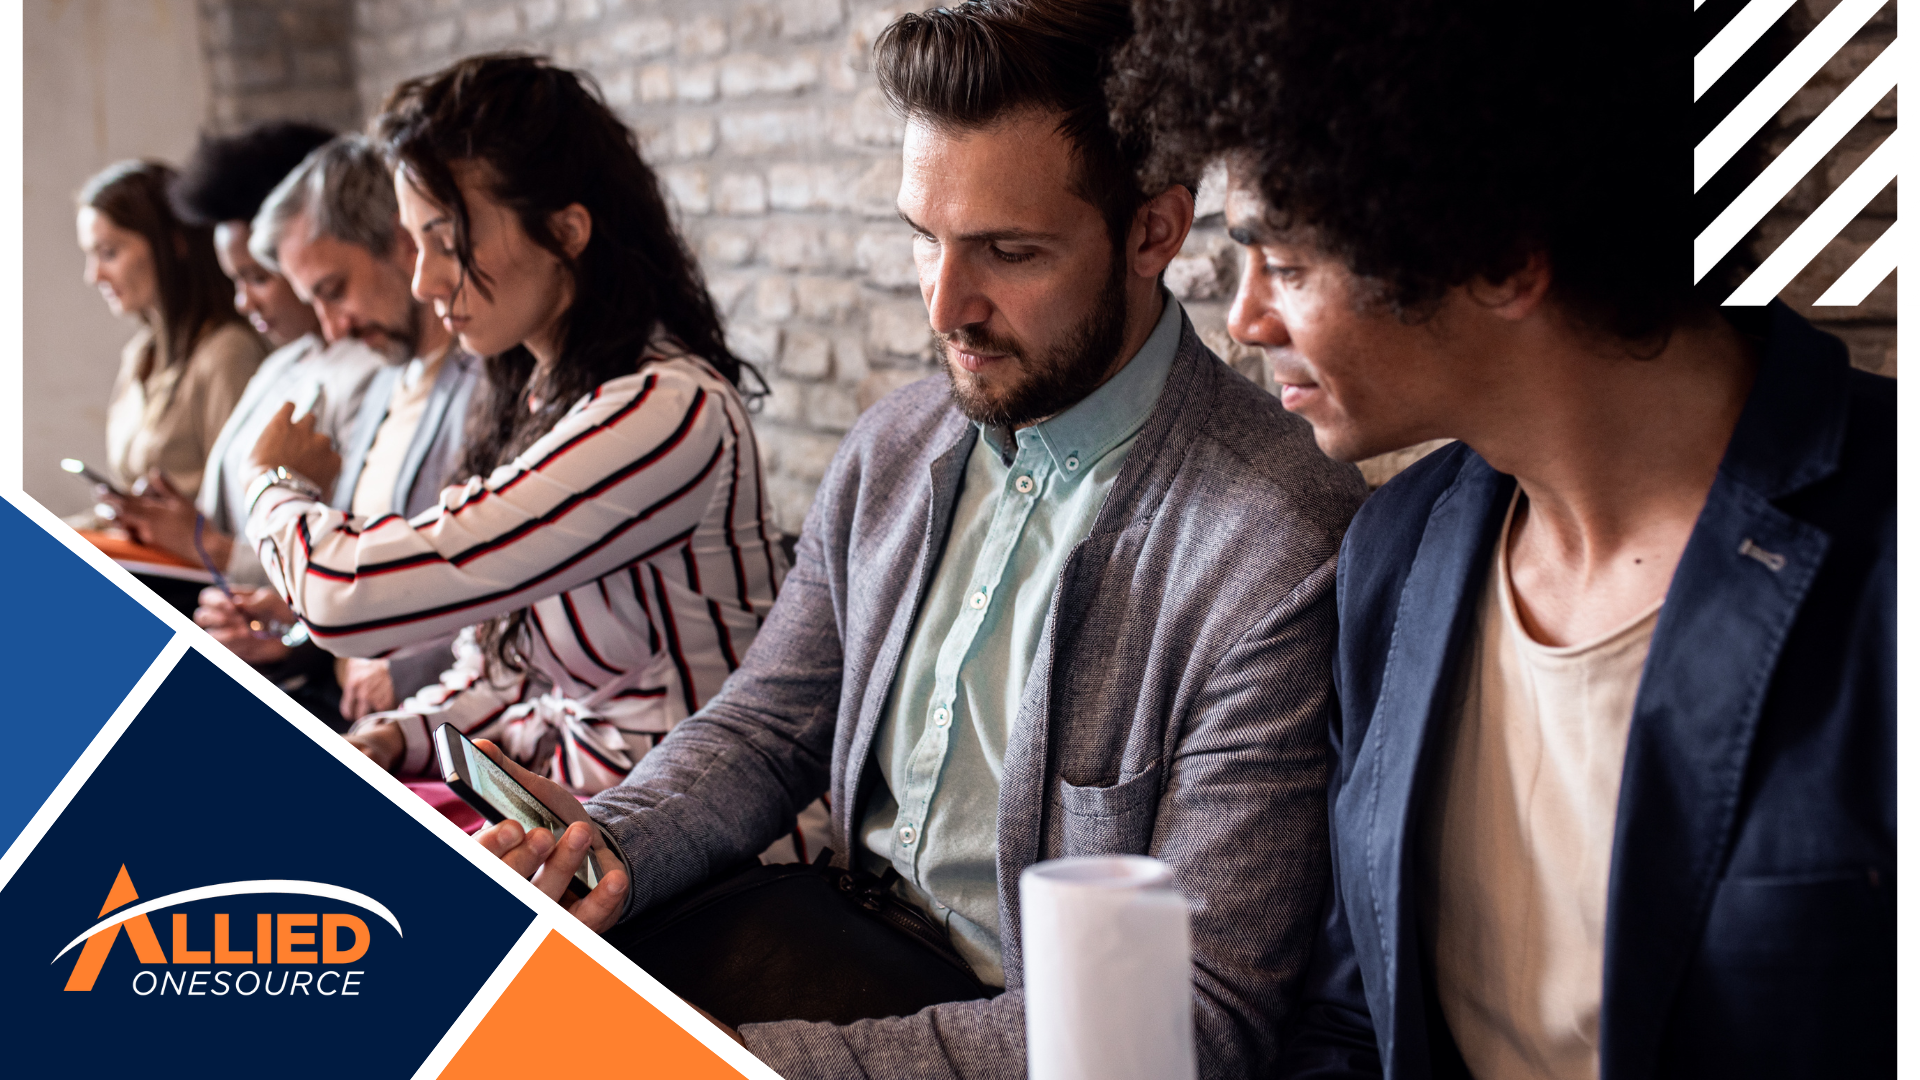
[0,500,173,849]
[0,649,535,1077]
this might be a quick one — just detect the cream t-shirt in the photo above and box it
[1420,492,1661,1080]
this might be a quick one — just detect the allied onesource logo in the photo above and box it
[55,865,404,998]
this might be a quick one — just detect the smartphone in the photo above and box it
[433,723,602,898]
[60,458,127,498]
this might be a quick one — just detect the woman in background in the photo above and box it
[248,55,781,795]
[76,160,266,519]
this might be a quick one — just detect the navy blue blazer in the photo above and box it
[1280,303,1894,1079]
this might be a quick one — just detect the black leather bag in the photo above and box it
[603,854,991,1028]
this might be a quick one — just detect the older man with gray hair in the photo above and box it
[214,134,485,723]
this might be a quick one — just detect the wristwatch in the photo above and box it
[245,465,324,515]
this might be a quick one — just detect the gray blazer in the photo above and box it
[333,349,483,698]
[586,318,1368,1078]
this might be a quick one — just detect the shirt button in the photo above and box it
[933,707,951,727]
[969,590,987,609]
[1065,456,1080,472]
[898,825,917,846]
[1014,475,1035,494]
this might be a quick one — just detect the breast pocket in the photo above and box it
[1054,760,1163,856]
[1668,869,1894,1076]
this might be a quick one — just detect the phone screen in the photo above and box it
[436,725,601,892]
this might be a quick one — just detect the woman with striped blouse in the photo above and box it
[245,56,781,795]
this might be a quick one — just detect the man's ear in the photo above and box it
[550,203,592,260]
[1129,184,1196,280]
[1469,251,1553,320]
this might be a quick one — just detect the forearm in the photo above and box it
[740,992,1026,1080]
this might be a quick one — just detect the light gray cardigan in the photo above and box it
[586,317,1368,1078]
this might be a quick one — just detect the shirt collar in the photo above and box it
[980,290,1184,477]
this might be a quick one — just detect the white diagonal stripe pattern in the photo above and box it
[1724,128,1900,305]
[1696,0,1800,100]
[1693,37,1900,281]
[1695,0,1884,190]
[1814,220,1900,305]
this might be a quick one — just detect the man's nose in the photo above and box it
[1227,255,1289,348]
[922,249,991,337]
[317,305,351,344]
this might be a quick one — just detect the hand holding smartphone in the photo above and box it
[434,724,603,899]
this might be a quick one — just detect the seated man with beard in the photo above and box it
[474,1,1366,1075]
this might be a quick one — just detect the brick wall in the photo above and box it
[188,0,1892,523]
[199,0,361,133]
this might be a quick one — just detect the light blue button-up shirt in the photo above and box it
[859,294,1185,986]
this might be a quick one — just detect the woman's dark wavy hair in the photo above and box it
[79,160,243,376]
[375,53,755,673]
[1111,0,1753,348]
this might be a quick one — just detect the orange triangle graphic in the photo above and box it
[65,865,167,991]
[440,931,745,1078]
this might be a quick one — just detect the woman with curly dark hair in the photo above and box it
[75,160,266,522]
[246,55,780,797]
[1112,2,1893,1076]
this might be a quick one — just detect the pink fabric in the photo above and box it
[403,779,486,834]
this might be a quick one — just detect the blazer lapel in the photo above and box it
[837,416,975,849]
[1599,302,1842,1077]
[332,364,400,512]
[391,354,464,515]
[1336,457,1510,1080]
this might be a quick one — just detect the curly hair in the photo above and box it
[1111,0,1739,346]
[168,121,336,227]
[374,53,755,674]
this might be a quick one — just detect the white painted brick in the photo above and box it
[856,227,918,290]
[858,367,933,412]
[609,17,674,59]
[867,298,933,358]
[1165,255,1223,302]
[418,19,458,52]
[719,108,821,154]
[832,331,870,387]
[767,162,845,212]
[807,385,861,432]
[732,4,777,42]
[637,63,674,103]
[762,378,807,424]
[522,0,561,31]
[781,0,846,38]
[852,87,904,146]
[795,276,861,322]
[761,223,822,271]
[671,115,716,158]
[853,157,904,218]
[1193,159,1227,219]
[563,0,602,23]
[767,475,815,536]
[657,165,711,215]
[707,271,755,316]
[464,6,520,40]
[755,275,796,321]
[675,64,718,103]
[714,172,768,215]
[775,429,844,483]
[781,328,833,380]
[701,229,756,267]
[677,15,729,58]
[720,53,819,97]
[730,323,782,366]
[599,67,636,106]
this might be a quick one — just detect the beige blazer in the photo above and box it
[103,320,266,501]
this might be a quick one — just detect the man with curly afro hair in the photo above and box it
[1111,1,1893,1077]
